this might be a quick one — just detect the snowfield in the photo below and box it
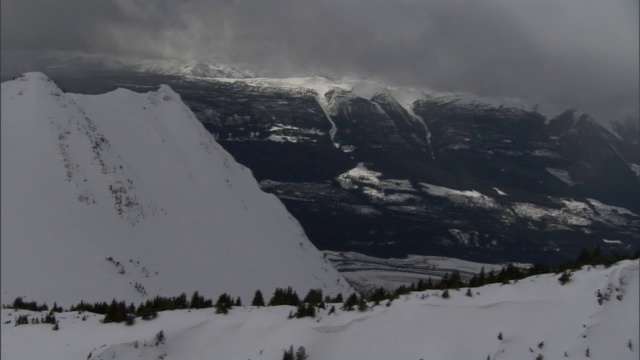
[2,260,637,360]
[1,73,351,308]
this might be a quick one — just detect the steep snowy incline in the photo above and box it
[1,260,637,360]
[0,73,351,307]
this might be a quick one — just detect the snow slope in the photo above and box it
[0,73,351,307]
[2,260,637,360]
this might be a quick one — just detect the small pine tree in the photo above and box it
[465,288,472,297]
[357,298,368,312]
[251,290,265,307]
[498,332,503,340]
[332,293,344,303]
[441,289,450,299]
[155,330,165,346]
[558,271,572,285]
[215,293,233,314]
[282,345,294,360]
[295,346,309,360]
[585,347,590,357]
[343,293,359,311]
[52,322,59,331]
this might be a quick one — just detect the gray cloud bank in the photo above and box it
[2,0,638,120]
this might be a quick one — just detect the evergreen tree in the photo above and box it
[295,346,309,360]
[303,289,324,307]
[343,293,359,311]
[558,270,573,285]
[441,289,450,299]
[173,293,188,309]
[357,296,368,312]
[215,293,233,314]
[190,291,204,309]
[369,287,388,305]
[252,290,265,306]
[282,345,294,360]
[331,293,344,303]
[155,330,165,346]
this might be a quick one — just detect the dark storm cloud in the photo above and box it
[2,0,638,119]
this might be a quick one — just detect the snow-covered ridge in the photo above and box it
[1,50,254,79]
[2,259,637,360]
[1,72,351,307]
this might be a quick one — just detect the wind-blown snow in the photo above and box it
[2,260,637,360]
[0,73,351,307]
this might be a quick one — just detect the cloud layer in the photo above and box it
[2,0,638,119]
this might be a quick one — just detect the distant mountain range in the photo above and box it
[2,53,638,266]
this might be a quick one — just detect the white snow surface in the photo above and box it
[493,187,508,196]
[0,73,351,307]
[420,182,499,209]
[2,260,637,360]
[547,167,576,186]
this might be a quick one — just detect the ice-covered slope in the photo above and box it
[2,260,637,360]
[0,72,351,307]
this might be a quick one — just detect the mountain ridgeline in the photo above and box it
[19,71,640,266]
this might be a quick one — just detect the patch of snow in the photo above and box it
[511,202,591,226]
[341,145,356,153]
[267,134,301,143]
[587,198,639,225]
[603,239,623,245]
[546,168,576,186]
[492,187,508,196]
[531,149,561,158]
[336,163,382,189]
[419,183,498,209]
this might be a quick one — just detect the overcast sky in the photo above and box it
[2,0,638,120]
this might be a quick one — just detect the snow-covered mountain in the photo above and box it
[6,69,639,266]
[0,72,351,307]
[0,50,254,79]
[134,59,254,79]
[2,259,637,360]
